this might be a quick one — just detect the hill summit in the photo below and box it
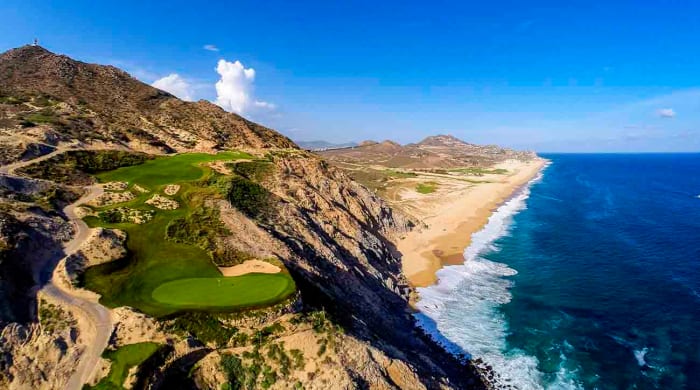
[0,45,294,160]
[319,133,535,169]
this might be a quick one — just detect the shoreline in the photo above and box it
[397,158,548,290]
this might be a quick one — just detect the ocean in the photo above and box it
[415,153,700,389]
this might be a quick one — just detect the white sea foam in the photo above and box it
[634,347,649,367]
[414,164,582,389]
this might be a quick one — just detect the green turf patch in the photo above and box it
[96,151,253,189]
[416,182,438,194]
[449,167,508,176]
[82,152,295,317]
[385,169,418,178]
[152,274,295,309]
[87,342,161,390]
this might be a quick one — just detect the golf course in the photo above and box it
[82,152,295,317]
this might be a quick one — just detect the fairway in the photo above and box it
[87,342,161,390]
[151,274,295,309]
[83,151,296,317]
[96,151,252,189]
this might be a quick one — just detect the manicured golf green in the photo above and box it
[96,151,253,189]
[152,274,295,309]
[87,342,161,390]
[83,152,296,317]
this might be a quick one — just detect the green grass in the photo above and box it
[416,182,438,194]
[87,342,161,390]
[384,169,418,179]
[83,152,295,317]
[96,152,253,189]
[449,167,508,176]
[152,274,295,309]
[23,110,59,125]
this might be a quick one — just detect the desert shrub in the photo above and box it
[251,322,284,346]
[267,343,292,377]
[163,313,238,347]
[290,349,305,370]
[18,150,150,184]
[261,365,277,388]
[0,95,28,105]
[32,95,58,107]
[211,247,254,267]
[230,161,274,183]
[221,353,245,390]
[164,206,251,266]
[224,176,274,221]
[35,186,80,210]
[165,207,225,251]
[23,109,59,125]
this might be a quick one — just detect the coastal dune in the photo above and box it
[398,158,547,289]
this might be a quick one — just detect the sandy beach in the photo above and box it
[397,158,547,288]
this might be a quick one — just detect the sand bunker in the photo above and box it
[163,184,180,195]
[132,184,149,193]
[145,194,179,210]
[218,259,281,277]
[88,191,135,207]
[102,181,128,191]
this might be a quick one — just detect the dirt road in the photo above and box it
[2,150,113,390]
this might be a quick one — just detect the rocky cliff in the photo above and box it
[0,46,488,389]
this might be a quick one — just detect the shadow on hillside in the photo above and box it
[0,174,86,324]
[269,208,488,389]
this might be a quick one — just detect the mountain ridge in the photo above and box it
[0,45,296,156]
[319,133,536,169]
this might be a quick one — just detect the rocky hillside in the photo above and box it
[0,45,295,159]
[319,134,536,169]
[0,46,488,389]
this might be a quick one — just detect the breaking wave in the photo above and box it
[414,164,582,389]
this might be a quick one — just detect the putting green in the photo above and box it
[151,274,295,309]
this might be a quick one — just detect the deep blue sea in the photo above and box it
[415,154,700,389]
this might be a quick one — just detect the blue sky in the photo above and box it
[2,0,699,152]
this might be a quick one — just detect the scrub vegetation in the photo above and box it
[416,182,438,194]
[449,167,508,176]
[18,150,151,184]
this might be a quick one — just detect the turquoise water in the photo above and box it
[416,154,700,389]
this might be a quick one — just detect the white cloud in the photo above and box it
[254,100,276,109]
[152,73,194,101]
[203,44,219,52]
[657,108,676,118]
[214,59,275,114]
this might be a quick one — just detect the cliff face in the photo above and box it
[254,153,485,388]
[0,177,74,324]
[0,46,487,389]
